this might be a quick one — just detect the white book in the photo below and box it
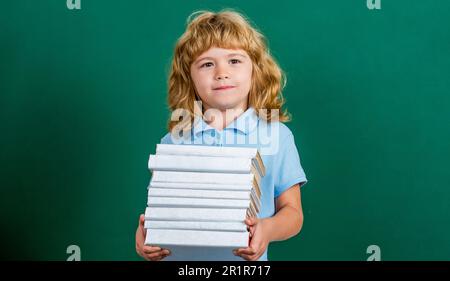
[144,207,247,222]
[144,220,247,232]
[147,196,251,209]
[148,181,262,199]
[148,181,253,191]
[156,144,265,176]
[147,187,253,200]
[147,188,261,213]
[150,171,259,187]
[149,154,257,174]
[157,144,258,158]
[145,229,249,248]
[250,189,261,210]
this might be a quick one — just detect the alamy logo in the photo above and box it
[67,0,81,10]
[169,101,280,156]
[367,0,381,10]
[366,245,381,261]
[66,245,81,261]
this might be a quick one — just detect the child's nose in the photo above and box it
[215,64,230,80]
[215,73,229,80]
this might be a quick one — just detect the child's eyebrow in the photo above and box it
[227,53,247,58]
[194,53,247,65]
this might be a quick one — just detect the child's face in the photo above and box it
[190,47,253,112]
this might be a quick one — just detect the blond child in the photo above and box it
[136,9,308,261]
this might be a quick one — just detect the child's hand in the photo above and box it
[135,214,171,261]
[233,217,270,261]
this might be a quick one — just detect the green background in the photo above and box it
[1,0,449,261]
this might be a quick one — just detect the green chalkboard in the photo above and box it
[1,0,449,261]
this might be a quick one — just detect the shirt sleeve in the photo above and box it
[160,132,173,144]
[274,133,308,198]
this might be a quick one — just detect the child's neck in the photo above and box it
[203,106,248,132]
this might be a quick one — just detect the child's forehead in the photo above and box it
[196,47,249,58]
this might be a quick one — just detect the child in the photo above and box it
[135,9,307,261]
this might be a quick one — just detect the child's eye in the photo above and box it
[229,59,241,64]
[200,62,214,68]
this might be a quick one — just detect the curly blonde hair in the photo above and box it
[167,9,290,132]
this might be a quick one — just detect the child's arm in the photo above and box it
[234,184,303,261]
[265,183,303,241]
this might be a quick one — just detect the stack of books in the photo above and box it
[144,144,265,261]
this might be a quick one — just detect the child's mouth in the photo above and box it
[213,86,236,91]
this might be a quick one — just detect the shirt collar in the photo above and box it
[192,107,259,136]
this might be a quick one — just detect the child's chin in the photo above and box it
[209,98,243,108]
[209,103,240,111]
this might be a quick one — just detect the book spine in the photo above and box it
[149,154,253,174]
[151,171,254,185]
[148,188,252,200]
[156,144,258,158]
[147,196,251,209]
[144,220,247,232]
[145,229,249,248]
[145,207,247,222]
[148,181,253,191]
